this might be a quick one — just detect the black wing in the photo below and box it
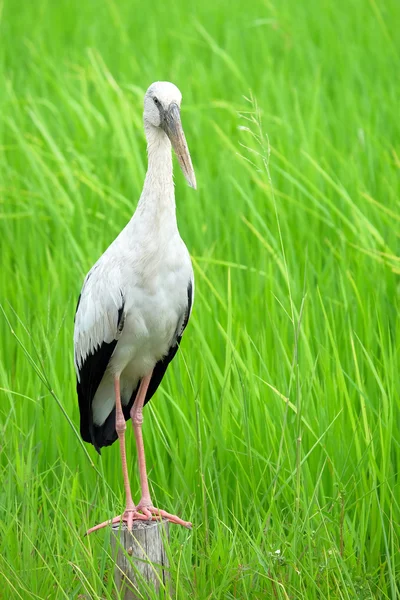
[93,280,193,451]
[76,296,125,454]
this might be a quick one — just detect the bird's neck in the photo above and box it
[136,125,176,227]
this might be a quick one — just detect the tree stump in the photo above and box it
[110,520,170,600]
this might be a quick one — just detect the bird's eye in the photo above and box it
[153,97,160,106]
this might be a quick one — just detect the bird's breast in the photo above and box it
[109,245,192,381]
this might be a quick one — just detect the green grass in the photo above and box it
[0,0,399,597]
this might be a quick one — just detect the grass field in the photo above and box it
[0,0,399,598]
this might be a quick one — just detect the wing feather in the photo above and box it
[74,265,125,453]
[91,279,194,450]
[136,279,193,406]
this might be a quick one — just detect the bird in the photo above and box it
[73,81,196,535]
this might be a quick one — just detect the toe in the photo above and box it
[142,507,153,520]
[148,507,192,529]
[86,515,122,536]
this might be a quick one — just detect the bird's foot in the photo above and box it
[135,499,192,529]
[85,504,192,535]
[85,507,152,536]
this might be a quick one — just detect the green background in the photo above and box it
[0,0,399,598]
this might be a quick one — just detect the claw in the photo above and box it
[85,515,122,536]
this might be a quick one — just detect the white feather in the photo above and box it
[74,82,195,427]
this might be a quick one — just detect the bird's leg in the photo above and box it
[86,373,192,535]
[114,375,136,527]
[86,375,151,536]
[130,374,152,505]
[130,372,192,529]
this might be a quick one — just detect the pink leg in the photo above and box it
[115,376,135,514]
[86,373,192,535]
[86,376,154,535]
[130,373,192,529]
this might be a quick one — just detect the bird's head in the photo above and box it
[144,81,196,189]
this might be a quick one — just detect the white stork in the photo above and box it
[74,82,195,534]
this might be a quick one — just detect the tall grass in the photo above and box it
[0,0,399,597]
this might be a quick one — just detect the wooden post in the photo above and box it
[110,520,170,599]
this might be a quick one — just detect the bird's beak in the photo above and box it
[162,103,197,190]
